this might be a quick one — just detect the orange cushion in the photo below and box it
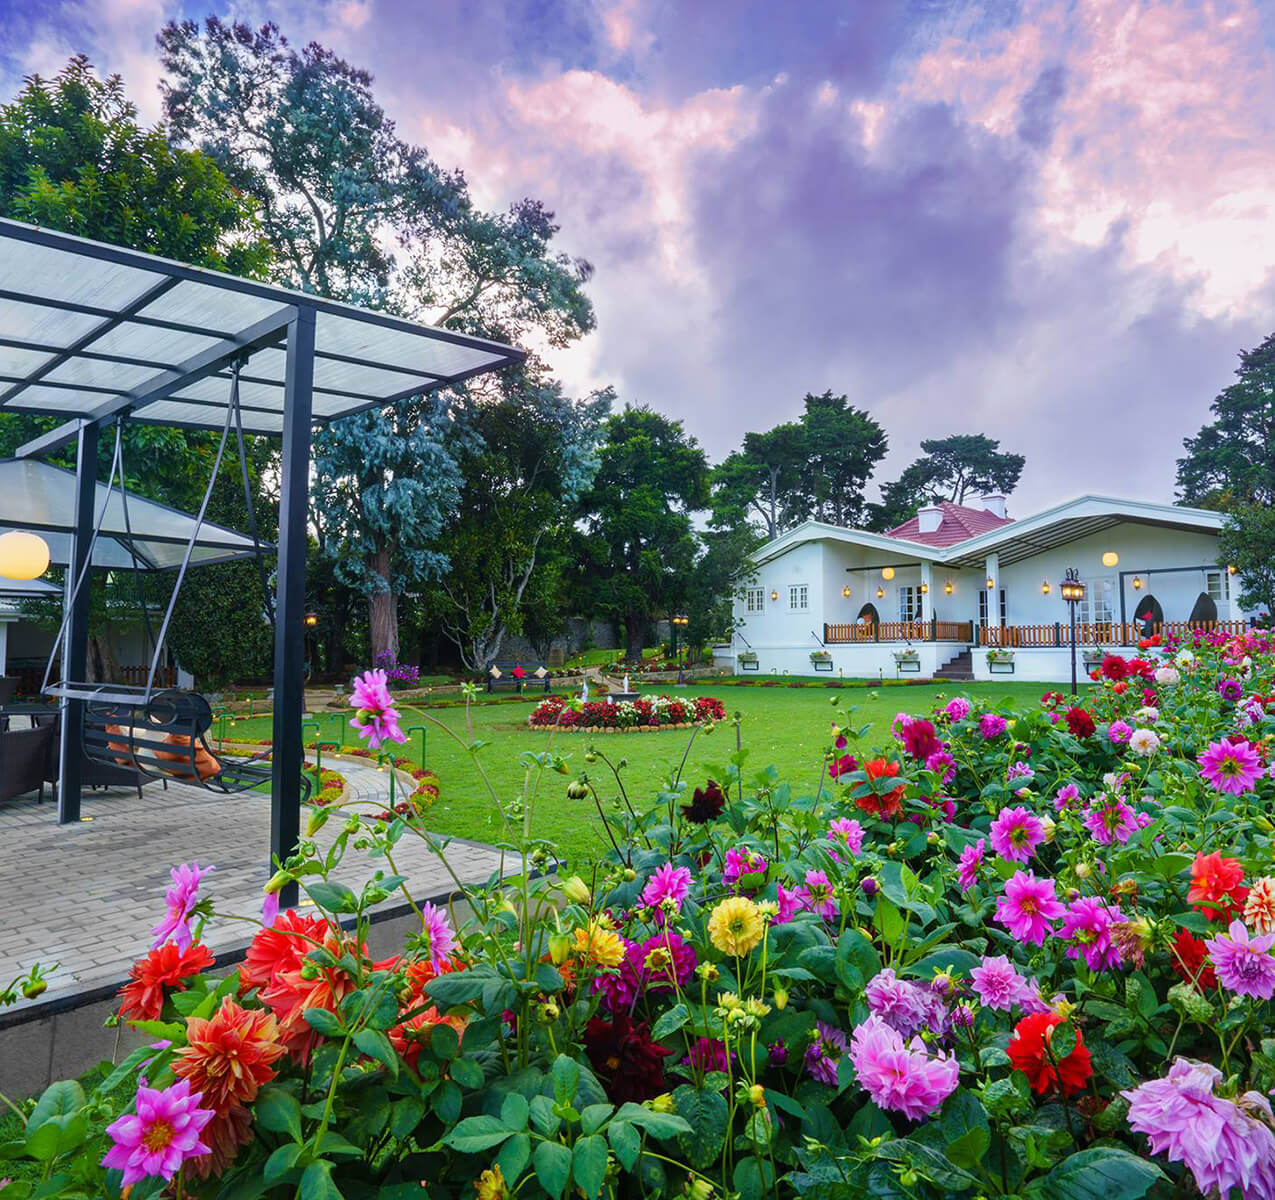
[163,733,221,781]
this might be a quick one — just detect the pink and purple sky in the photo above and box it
[3,0,1274,512]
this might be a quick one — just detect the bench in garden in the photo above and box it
[486,663,553,693]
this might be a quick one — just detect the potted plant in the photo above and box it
[809,649,833,672]
[986,647,1016,673]
[737,649,759,672]
[1082,645,1108,667]
[893,646,921,673]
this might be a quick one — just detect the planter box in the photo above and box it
[989,661,1016,674]
[894,659,921,674]
[739,659,759,672]
[812,659,833,672]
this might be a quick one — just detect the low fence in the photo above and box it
[977,619,1250,649]
[824,619,973,644]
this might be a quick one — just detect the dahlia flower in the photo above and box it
[865,968,948,1037]
[1198,739,1264,795]
[349,669,407,749]
[1154,666,1180,686]
[1245,876,1275,934]
[1125,1058,1275,1200]
[1054,783,1081,812]
[979,713,1007,739]
[151,862,213,953]
[708,895,764,956]
[847,1015,959,1120]
[419,901,456,968]
[1129,728,1160,756]
[994,870,1064,945]
[1057,897,1123,971]
[1206,919,1275,1000]
[118,942,215,1023]
[1008,1012,1091,1096]
[795,869,838,921]
[101,1079,214,1187]
[804,1020,849,1086]
[944,697,971,721]
[723,846,767,888]
[1189,851,1248,922]
[989,806,1045,863]
[174,997,285,1110]
[956,838,986,890]
[641,862,692,913]
[827,817,864,857]
[1083,797,1138,846]
[969,955,1031,1011]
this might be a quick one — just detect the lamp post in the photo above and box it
[1059,568,1087,696]
[672,614,690,684]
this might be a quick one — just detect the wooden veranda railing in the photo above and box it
[118,664,178,688]
[824,619,974,644]
[977,619,1250,649]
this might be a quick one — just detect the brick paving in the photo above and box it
[0,759,504,1015]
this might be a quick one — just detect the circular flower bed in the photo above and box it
[528,693,726,731]
[12,631,1275,1199]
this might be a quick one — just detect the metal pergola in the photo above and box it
[0,218,524,899]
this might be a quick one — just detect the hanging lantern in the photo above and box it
[1041,579,1051,595]
[770,590,779,601]
[1132,575,1143,591]
[986,576,995,590]
[841,585,851,598]
[0,530,51,580]
[1228,564,1238,576]
[919,581,929,594]
[882,566,895,580]
[1102,551,1119,567]
[876,586,884,599]
[944,580,954,595]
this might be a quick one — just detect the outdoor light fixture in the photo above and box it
[876,586,884,598]
[1228,564,1238,576]
[1132,575,1143,590]
[770,590,779,601]
[1060,567,1087,697]
[986,576,996,590]
[842,585,852,598]
[944,580,954,595]
[1041,579,1051,595]
[882,566,895,580]
[672,614,690,683]
[0,529,50,580]
[920,582,928,594]
[304,611,319,628]
[1102,551,1119,567]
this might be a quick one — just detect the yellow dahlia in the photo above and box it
[572,920,626,968]
[474,1164,509,1200]
[708,896,764,957]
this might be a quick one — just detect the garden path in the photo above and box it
[0,761,504,1015]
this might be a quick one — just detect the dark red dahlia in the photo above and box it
[901,718,942,762]
[1100,655,1128,681]
[680,780,726,824]
[584,1014,671,1103]
[1065,707,1096,738]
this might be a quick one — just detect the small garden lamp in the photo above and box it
[1132,575,1143,590]
[1059,568,1087,696]
[671,614,689,683]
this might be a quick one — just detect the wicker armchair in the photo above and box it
[0,723,54,803]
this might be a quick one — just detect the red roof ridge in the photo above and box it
[886,500,1014,547]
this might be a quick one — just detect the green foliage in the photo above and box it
[1219,502,1275,618]
[1178,331,1275,508]
[576,405,710,660]
[872,433,1025,528]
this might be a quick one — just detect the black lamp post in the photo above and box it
[672,614,689,683]
[1059,568,1086,696]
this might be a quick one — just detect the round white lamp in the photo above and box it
[0,530,51,580]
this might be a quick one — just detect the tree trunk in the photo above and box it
[625,614,648,662]
[368,545,399,661]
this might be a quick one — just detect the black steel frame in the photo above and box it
[0,219,525,909]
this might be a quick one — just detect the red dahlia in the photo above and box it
[1065,708,1096,738]
[584,1014,671,1103]
[1007,1012,1092,1096]
[118,942,215,1022]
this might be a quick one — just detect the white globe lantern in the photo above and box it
[0,530,51,580]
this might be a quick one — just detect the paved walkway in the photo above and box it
[0,760,504,1015]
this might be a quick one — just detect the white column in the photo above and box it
[984,553,1000,624]
[920,562,933,623]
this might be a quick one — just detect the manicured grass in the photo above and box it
[231,680,1068,867]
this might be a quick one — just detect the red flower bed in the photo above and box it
[528,693,726,730]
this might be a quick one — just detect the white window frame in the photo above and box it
[788,583,808,612]
[1205,570,1229,604]
[898,586,921,622]
[1079,577,1115,626]
[745,587,765,613]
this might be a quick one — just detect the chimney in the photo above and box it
[980,494,1007,519]
[917,505,943,534]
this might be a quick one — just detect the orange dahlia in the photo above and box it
[118,942,215,1022]
[387,958,467,1072]
[259,948,359,1060]
[853,759,906,820]
[240,910,331,993]
[173,997,285,1110]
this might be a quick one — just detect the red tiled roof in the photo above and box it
[886,501,1014,547]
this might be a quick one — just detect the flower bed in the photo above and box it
[12,635,1275,1198]
[528,692,726,730]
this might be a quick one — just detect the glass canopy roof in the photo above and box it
[0,219,525,436]
[0,459,262,570]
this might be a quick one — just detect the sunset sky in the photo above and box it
[3,0,1273,511]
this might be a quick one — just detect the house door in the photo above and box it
[979,589,1007,627]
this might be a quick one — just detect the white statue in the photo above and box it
[581,679,589,702]
[623,673,631,693]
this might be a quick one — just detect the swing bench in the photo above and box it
[43,361,311,802]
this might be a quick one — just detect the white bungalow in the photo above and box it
[730,494,1246,683]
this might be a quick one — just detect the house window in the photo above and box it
[979,588,1008,626]
[788,584,808,611]
[745,587,765,613]
[1205,571,1229,604]
[1079,578,1114,626]
[898,586,921,622]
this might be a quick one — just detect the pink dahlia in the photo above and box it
[1107,720,1134,745]
[151,862,213,953]
[419,902,456,968]
[944,697,971,721]
[722,846,767,889]
[865,968,947,1038]
[979,713,1007,739]
[957,839,986,891]
[102,1078,214,1187]
[925,748,956,784]
[642,863,692,915]
[1206,919,1275,999]
[774,882,802,925]
[847,1014,960,1121]
[989,806,1045,863]
[827,817,864,859]
[638,931,697,991]
[349,669,407,749]
[1057,897,1123,971]
[1124,1058,1275,1199]
[1054,783,1081,812]
[994,870,1064,946]
[1198,739,1264,795]
[969,955,1031,1011]
[1083,797,1139,846]
[796,870,838,921]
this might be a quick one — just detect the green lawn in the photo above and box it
[230,680,1064,866]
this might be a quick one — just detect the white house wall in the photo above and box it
[735,540,829,661]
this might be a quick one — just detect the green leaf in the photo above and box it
[122,1019,185,1040]
[535,962,565,992]
[443,1115,514,1154]
[579,1103,612,1135]
[25,1081,84,1137]
[423,971,487,1007]
[450,1056,484,1089]
[263,1143,306,1185]
[389,1097,426,1140]
[94,1046,156,1097]
[1152,851,1194,879]
[1023,1146,1164,1199]
[875,1138,978,1188]
[607,1121,641,1171]
[1050,1021,1079,1062]
[573,1135,609,1199]
[299,1159,345,1200]
[533,1139,573,1200]
[497,1131,531,1184]
[352,1028,399,1077]
[672,1085,729,1170]
[303,1008,344,1038]
[255,1086,303,1142]
[23,1080,88,1163]
[734,1156,774,1200]
[650,1002,689,1041]
[430,1023,460,1060]
[614,1102,691,1138]
[530,1094,560,1136]
[500,1093,530,1131]
[304,881,359,913]
[433,1080,462,1124]
[551,1054,581,1104]
[940,1089,991,1171]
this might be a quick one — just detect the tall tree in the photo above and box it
[1218,505,1275,619]
[871,433,1025,528]
[430,380,611,670]
[712,422,807,541]
[1177,333,1275,509]
[158,18,595,656]
[576,407,709,662]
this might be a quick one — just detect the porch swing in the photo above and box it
[42,362,311,801]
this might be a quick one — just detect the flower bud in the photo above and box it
[561,876,591,905]
[264,869,292,895]
[649,1093,675,1114]
[566,780,589,800]
[623,868,637,883]
[772,985,788,1011]
[548,932,571,965]
[748,1084,766,1108]
[1039,814,1056,843]
[861,876,878,897]
[20,978,47,999]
